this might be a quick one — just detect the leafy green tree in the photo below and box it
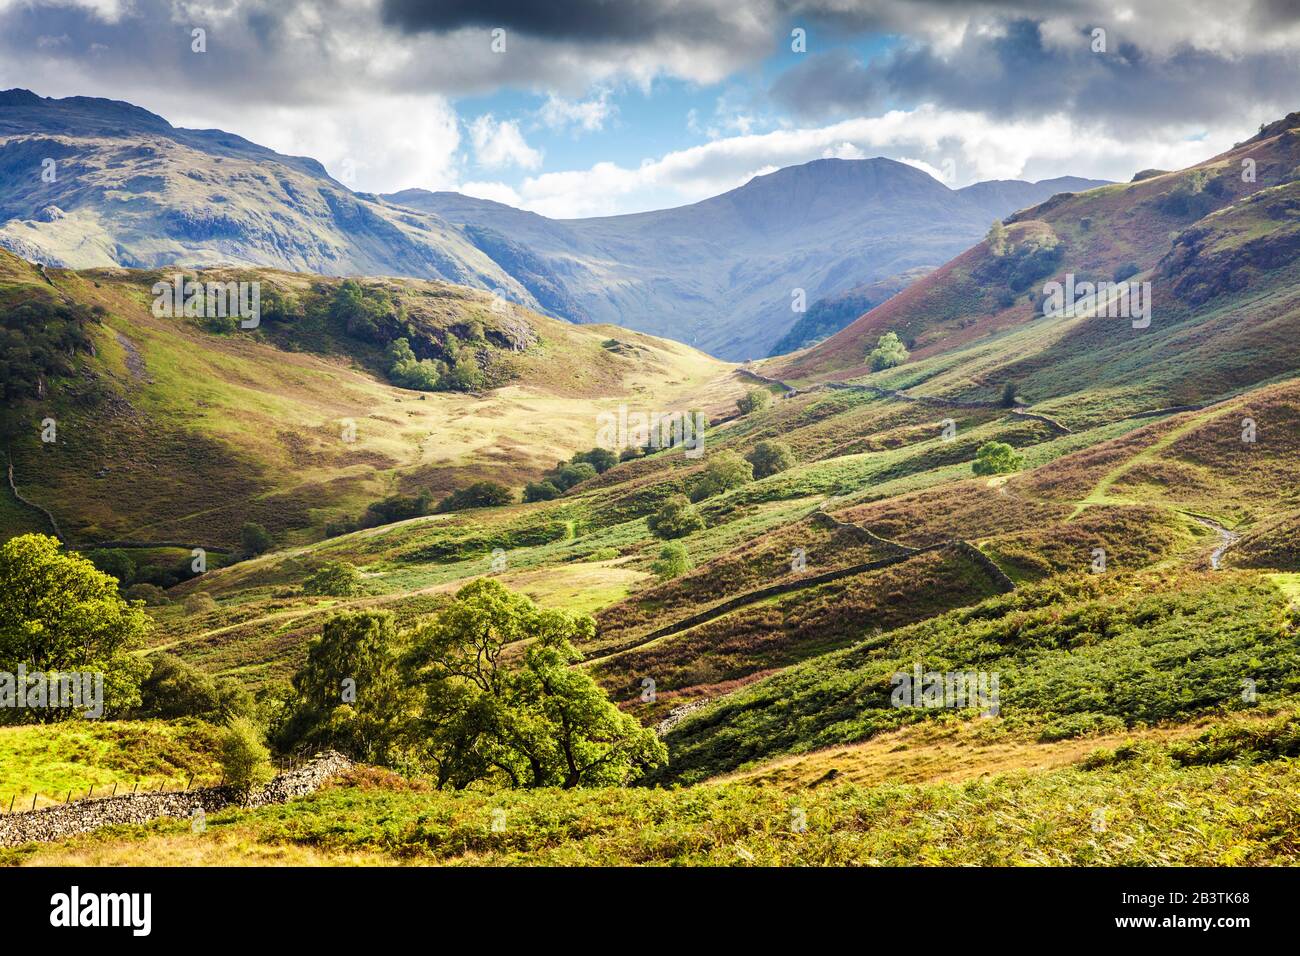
[746,440,796,479]
[330,279,397,342]
[279,611,411,763]
[90,549,135,588]
[691,450,754,501]
[302,561,366,597]
[137,652,252,721]
[647,494,705,538]
[553,462,598,491]
[1001,382,1020,408]
[651,541,692,580]
[0,534,151,722]
[987,219,1009,256]
[571,447,619,473]
[868,331,910,371]
[440,348,485,392]
[386,337,444,391]
[404,580,665,789]
[523,480,561,502]
[362,491,432,527]
[437,480,515,512]
[972,441,1025,476]
[219,717,274,790]
[240,522,273,557]
[736,388,772,415]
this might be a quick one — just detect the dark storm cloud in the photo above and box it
[769,49,882,119]
[378,0,732,42]
[771,16,1300,126]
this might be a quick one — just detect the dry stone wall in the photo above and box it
[0,751,352,848]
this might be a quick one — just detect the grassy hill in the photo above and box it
[5,113,1300,867]
[0,249,743,552]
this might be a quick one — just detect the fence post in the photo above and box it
[32,794,37,811]
[7,795,13,814]
[87,785,93,799]
[64,790,71,804]
[132,781,139,795]
[111,782,117,797]
[186,774,193,791]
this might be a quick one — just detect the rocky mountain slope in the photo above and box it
[0,88,1106,360]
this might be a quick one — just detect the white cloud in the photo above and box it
[537,92,613,133]
[459,180,524,206]
[507,104,1255,217]
[167,94,463,195]
[822,142,866,160]
[469,114,544,170]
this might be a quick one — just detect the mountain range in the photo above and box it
[0,88,1107,359]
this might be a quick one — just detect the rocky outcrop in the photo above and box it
[0,751,351,848]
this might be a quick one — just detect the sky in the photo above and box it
[3,1,1300,218]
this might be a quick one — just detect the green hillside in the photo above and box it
[6,113,1300,869]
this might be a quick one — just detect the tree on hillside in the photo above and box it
[404,579,666,789]
[690,450,754,501]
[302,560,367,597]
[651,541,693,580]
[972,441,1025,476]
[987,219,1009,256]
[868,331,910,371]
[647,494,706,539]
[386,336,444,391]
[436,480,515,513]
[219,717,274,790]
[1001,382,1020,408]
[240,522,274,557]
[736,388,772,415]
[524,480,562,502]
[571,448,619,474]
[137,652,252,721]
[553,462,598,491]
[746,440,796,479]
[277,610,412,764]
[0,534,152,722]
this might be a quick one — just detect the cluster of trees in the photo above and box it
[644,440,796,539]
[331,281,490,393]
[272,580,666,789]
[1,297,99,404]
[975,228,1065,302]
[868,331,910,371]
[386,336,485,393]
[0,533,664,791]
[524,447,618,502]
[0,534,153,723]
[332,479,516,536]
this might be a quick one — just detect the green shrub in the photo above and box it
[972,441,1024,476]
[523,481,562,502]
[553,462,598,491]
[651,541,692,580]
[218,717,274,790]
[647,495,705,539]
[868,331,909,371]
[437,481,515,513]
[138,653,253,721]
[736,389,772,416]
[746,440,796,479]
[240,522,273,556]
[690,450,753,501]
[303,561,367,597]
